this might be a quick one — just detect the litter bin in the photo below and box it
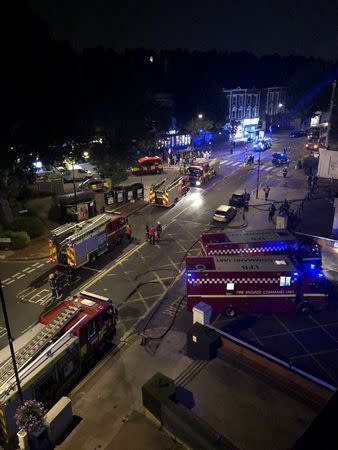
[124,185,134,202]
[112,186,125,203]
[186,322,221,360]
[131,183,144,200]
[105,191,115,206]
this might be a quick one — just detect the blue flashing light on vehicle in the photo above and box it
[310,263,315,270]
[293,272,299,277]
[186,272,192,278]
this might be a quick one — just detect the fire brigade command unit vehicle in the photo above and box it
[186,255,328,317]
[0,291,118,444]
[200,229,321,262]
[131,156,163,175]
[49,212,128,268]
[187,158,219,186]
[149,173,189,207]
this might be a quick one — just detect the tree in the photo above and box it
[184,117,214,138]
[89,126,136,187]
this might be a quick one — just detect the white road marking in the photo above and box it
[5,280,15,286]
[231,162,241,166]
[265,166,273,171]
[2,278,10,283]
[225,161,233,165]
[26,268,36,273]
[12,272,21,277]
[32,262,40,267]
[220,160,229,165]
[45,260,50,264]
[36,263,45,269]
[17,274,26,279]
[23,267,32,272]
[0,327,7,338]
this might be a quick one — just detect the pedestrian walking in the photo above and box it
[126,223,132,242]
[167,156,171,167]
[156,221,162,241]
[282,167,288,178]
[307,174,313,189]
[263,185,271,201]
[149,226,156,245]
[173,154,177,165]
[268,203,276,221]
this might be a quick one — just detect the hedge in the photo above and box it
[0,231,30,249]
[9,216,45,239]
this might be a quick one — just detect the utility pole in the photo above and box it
[0,282,23,402]
[255,150,262,199]
[325,80,337,150]
[71,143,78,222]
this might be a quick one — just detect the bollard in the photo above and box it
[17,429,29,450]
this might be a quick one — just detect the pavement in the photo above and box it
[55,328,319,450]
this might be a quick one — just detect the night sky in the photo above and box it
[29,0,338,59]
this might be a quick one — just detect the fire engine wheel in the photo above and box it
[89,253,97,264]
[225,307,236,318]
[297,303,313,316]
[174,198,178,205]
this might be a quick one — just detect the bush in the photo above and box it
[10,231,30,249]
[10,216,45,239]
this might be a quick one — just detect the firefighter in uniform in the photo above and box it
[49,273,61,299]
[156,221,162,241]
[126,223,132,242]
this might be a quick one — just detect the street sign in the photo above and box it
[0,238,11,243]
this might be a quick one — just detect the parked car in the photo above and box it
[272,152,290,166]
[63,168,93,182]
[213,205,237,223]
[289,130,306,138]
[253,139,272,152]
[229,190,250,207]
[77,178,109,192]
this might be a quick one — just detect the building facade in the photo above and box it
[224,86,287,138]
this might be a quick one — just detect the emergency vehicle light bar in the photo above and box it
[80,291,111,302]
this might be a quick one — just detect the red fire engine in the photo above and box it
[200,229,321,261]
[49,212,128,268]
[130,156,163,175]
[186,255,328,317]
[0,291,118,444]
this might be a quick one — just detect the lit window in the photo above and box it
[226,283,235,290]
[280,276,291,287]
[275,259,287,265]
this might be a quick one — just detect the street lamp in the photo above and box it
[83,151,89,160]
[278,103,283,108]
[198,113,203,119]
[0,281,23,402]
[255,149,262,199]
[70,143,77,205]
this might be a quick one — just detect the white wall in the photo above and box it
[317,149,338,179]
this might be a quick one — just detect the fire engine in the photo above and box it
[130,156,163,175]
[49,212,128,268]
[187,158,219,186]
[0,291,118,444]
[149,173,189,207]
[186,255,328,317]
[200,229,321,262]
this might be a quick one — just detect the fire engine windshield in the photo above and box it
[188,167,202,177]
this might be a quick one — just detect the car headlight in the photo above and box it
[196,181,201,186]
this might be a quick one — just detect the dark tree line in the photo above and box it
[1,0,337,219]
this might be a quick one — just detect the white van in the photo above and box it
[63,168,93,182]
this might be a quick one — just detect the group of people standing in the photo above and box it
[167,148,211,167]
[145,222,162,245]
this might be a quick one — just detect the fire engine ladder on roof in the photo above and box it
[0,305,80,387]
